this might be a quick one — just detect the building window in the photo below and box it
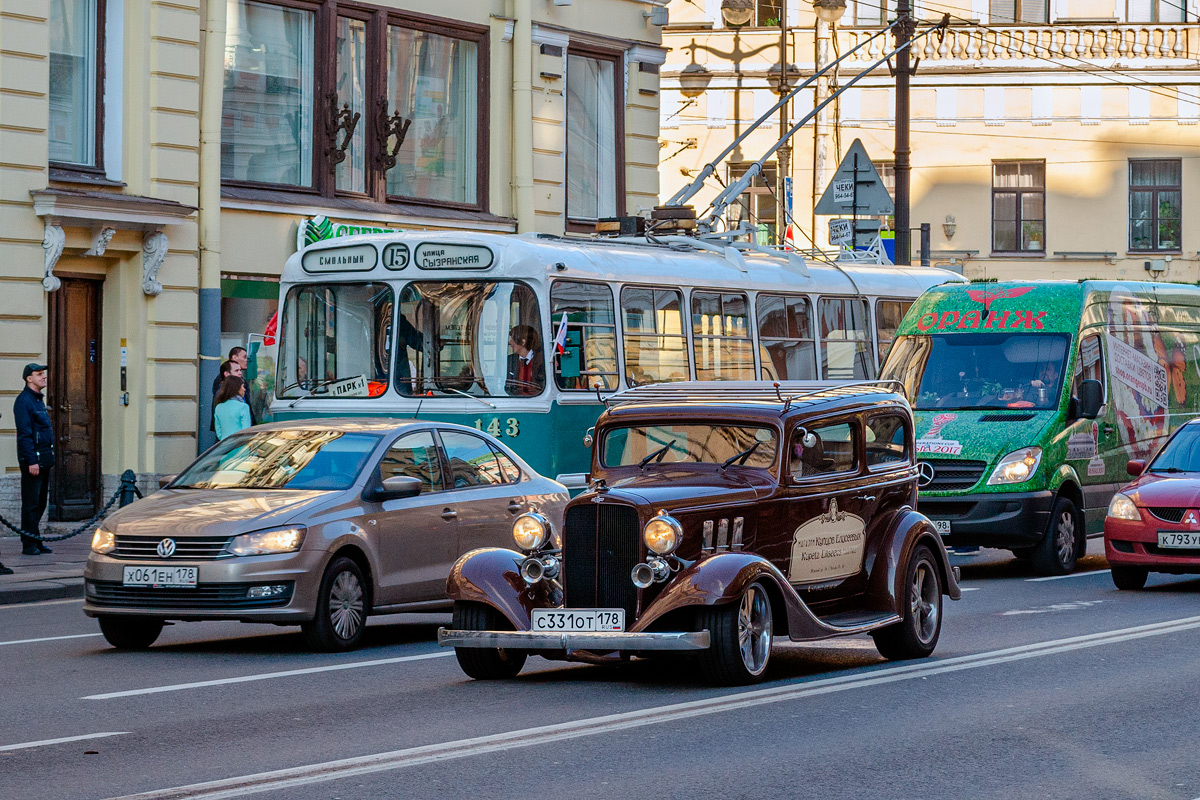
[992,161,1045,253]
[222,1,486,211]
[1129,159,1181,252]
[852,0,887,25]
[567,49,622,226]
[728,162,778,245]
[990,0,1048,23]
[756,1,784,25]
[49,0,104,169]
[1127,0,1185,22]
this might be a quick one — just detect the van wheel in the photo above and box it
[302,557,367,652]
[873,544,942,660]
[98,616,164,649]
[1032,498,1081,576]
[452,601,526,680]
[1111,566,1148,590]
[697,581,774,685]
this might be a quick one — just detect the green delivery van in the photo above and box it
[879,280,1200,575]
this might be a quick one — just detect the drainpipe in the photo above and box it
[511,0,535,231]
[197,0,226,452]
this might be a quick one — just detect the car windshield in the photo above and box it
[1148,425,1200,473]
[601,424,778,469]
[174,430,380,490]
[881,332,1071,411]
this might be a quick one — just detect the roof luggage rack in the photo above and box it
[603,380,907,412]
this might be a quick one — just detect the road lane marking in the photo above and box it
[1001,600,1106,616]
[0,597,84,611]
[103,615,1200,800]
[0,632,102,647]
[84,651,453,700]
[959,587,980,592]
[1026,569,1111,582]
[0,732,128,752]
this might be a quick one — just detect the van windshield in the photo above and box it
[881,332,1071,411]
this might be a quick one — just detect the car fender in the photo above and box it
[864,508,962,611]
[445,547,556,631]
[320,524,384,592]
[1050,463,1081,494]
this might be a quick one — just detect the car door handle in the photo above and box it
[507,501,523,514]
[441,509,458,521]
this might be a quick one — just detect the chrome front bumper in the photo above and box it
[437,628,711,651]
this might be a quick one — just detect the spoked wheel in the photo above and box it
[1111,565,1149,590]
[698,581,774,685]
[873,544,943,660]
[98,616,164,649]
[302,556,368,652]
[1032,498,1081,576]
[452,601,526,680]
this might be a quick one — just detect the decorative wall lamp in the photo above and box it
[326,93,361,174]
[720,0,754,27]
[812,0,848,22]
[678,62,714,98]
[375,98,413,172]
[943,214,957,240]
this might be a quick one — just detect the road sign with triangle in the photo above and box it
[814,139,894,217]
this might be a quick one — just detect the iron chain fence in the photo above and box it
[0,469,142,543]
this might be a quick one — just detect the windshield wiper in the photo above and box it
[639,439,676,469]
[721,441,762,469]
[445,388,497,409]
[1149,466,1189,473]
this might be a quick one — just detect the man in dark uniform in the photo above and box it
[14,363,54,556]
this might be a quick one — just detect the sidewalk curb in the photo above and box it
[0,578,84,605]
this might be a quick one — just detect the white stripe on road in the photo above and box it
[1026,569,1111,582]
[0,732,128,752]
[0,597,84,611]
[0,632,102,647]
[959,587,980,592]
[104,615,1200,800]
[84,650,453,700]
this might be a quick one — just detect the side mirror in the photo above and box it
[583,426,595,448]
[365,475,423,502]
[1076,379,1103,420]
[1127,459,1145,477]
[158,474,177,489]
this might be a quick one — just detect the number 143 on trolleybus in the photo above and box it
[269,230,964,489]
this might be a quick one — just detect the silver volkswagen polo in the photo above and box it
[84,419,566,651]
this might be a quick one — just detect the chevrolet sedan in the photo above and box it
[84,419,566,650]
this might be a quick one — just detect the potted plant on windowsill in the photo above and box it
[1022,222,1043,251]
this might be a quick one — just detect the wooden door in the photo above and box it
[49,277,102,520]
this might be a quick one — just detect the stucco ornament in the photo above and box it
[41,223,65,292]
[86,226,117,256]
[142,230,168,296]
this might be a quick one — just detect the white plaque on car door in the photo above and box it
[787,498,866,584]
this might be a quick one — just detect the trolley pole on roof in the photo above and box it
[893,0,916,266]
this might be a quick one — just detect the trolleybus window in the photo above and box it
[875,299,913,367]
[756,293,817,381]
[622,287,688,386]
[550,280,618,390]
[276,283,393,399]
[397,282,543,397]
[692,291,755,381]
[819,297,872,380]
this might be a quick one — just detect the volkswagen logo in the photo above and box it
[156,538,177,558]
[917,462,937,488]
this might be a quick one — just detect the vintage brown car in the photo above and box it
[438,381,961,685]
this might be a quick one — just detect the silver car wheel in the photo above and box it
[737,584,773,676]
[1055,510,1076,568]
[911,559,940,646]
[329,570,364,640]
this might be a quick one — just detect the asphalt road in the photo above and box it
[4,542,1200,800]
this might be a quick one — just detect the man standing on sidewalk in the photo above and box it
[14,363,54,556]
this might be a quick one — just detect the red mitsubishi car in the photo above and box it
[1105,419,1200,590]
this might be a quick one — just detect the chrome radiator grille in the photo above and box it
[112,535,232,560]
[562,503,640,618]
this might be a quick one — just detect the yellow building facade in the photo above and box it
[660,0,1200,279]
[0,0,666,521]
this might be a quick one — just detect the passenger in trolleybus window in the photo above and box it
[506,325,546,396]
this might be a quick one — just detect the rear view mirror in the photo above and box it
[1127,459,1145,477]
[366,475,422,502]
[1076,379,1103,419]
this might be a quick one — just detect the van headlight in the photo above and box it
[1107,493,1140,521]
[513,512,550,552]
[987,447,1042,485]
[91,524,116,554]
[643,512,682,555]
[227,527,306,556]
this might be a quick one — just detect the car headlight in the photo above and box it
[227,527,305,556]
[1107,493,1141,521]
[512,512,550,552]
[91,524,115,554]
[643,512,682,555]
[987,447,1043,485]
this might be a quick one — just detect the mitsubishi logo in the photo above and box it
[1186,511,1199,526]
[917,462,937,488]
[156,538,177,558]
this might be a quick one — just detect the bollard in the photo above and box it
[118,469,138,507]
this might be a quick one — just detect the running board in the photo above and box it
[811,610,902,636]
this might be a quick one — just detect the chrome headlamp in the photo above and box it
[1107,493,1140,521]
[91,523,116,554]
[512,512,551,552]
[987,447,1043,485]
[227,527,306,556]
[643,512,683,555]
